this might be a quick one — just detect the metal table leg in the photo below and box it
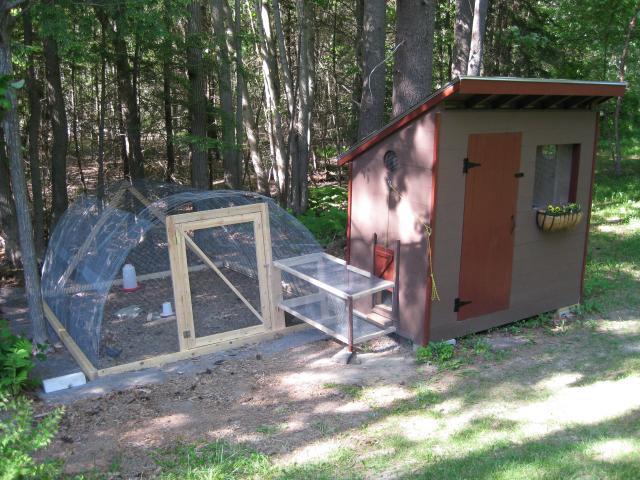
[347,297,354,353]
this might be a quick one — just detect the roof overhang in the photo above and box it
[337,76,626,166]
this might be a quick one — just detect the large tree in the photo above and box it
[186,0,208,189]
[358,0,386,139]
[467,0,489,75]
[392,0,436,117]
[451,0,473,78]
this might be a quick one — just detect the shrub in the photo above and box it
[0,395,63,479]
[0,319,44,396]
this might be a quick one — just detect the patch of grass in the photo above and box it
[323,382,364,399]
[256,424,283,435]
[153,441,272,480]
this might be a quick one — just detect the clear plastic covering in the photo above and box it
[41,180,321,367]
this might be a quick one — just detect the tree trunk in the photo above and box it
[0,5,48,343]
[255,0,288,202]
[291,0,312,214]
[451,0,473,78]
[163,1,175,181]
[467,0,488,76]
[23,8,45,257]
[392,0,435,117]
[272,0,295,119]
[187,0,209,189]
[349,0,364,144]
[110,7,145,178]
[228,0,268,193]
[70,64,87,193]
[614,1,639,175]
[0,134,20,268]
[358,0,386,139]
[43,1,69,227]
[97,16,108,202]
[212,0,240,188]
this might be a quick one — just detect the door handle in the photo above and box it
[510,215,516,234]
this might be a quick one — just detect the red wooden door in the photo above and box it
[457,132,521,321]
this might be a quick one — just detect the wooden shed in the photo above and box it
[339,76,626,346]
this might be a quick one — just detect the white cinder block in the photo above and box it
[42,371,87,393]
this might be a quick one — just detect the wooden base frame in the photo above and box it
[42,191,290,380]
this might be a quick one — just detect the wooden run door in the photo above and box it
[457,132,522,321]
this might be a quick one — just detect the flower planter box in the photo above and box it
[536,210,583,232]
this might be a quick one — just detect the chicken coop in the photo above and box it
[41,181,321,379]
[340,76,626,345]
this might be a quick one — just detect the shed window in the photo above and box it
[532,144,580,207]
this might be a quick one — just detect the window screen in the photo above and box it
[533,144,576,207]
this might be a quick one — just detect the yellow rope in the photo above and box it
[387,181,440,301]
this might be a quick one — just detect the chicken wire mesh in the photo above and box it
[41,180,321,366]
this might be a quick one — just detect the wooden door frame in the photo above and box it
[166,203,285,350]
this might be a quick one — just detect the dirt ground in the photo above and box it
[98,267,262,369]
[38,335,420,476]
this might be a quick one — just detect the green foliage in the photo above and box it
[296,185,347,246]
[0,75,24,113]
[0,396,63,480]
[415,341,455,366]
[0,320,44,396]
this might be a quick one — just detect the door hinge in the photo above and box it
[183,330,191,339]
[454,297,472,312]
[515,172,524,178]
[463,157,482,173]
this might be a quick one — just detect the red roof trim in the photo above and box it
[337,77,625,166]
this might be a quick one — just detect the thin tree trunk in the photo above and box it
[255,0,288,202]
[358,0,386,139]
[0,133,20,268]
[212,0,240,188]
[272,0,294,119]
[162,0,176,181]
[227,0,268,193]
[392,0,435,117]
[43,0,69,227]
[110,7,145,178]
[291,0,312,214]
[451,0,473,78]
[97,16,108,202]
[467,0,488,76]
[23,7,45,257]
[614,1,640,175]
[70,64,87,192]
[187,0,209,189]
[0,4,47,343]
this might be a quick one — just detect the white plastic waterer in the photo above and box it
[161,301,174,317]
[122,263,138,291]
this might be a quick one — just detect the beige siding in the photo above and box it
[430,109,597,340]
[350,112,437,342]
